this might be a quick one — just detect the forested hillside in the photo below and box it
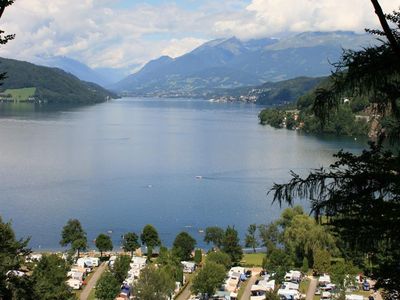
[0,57,116,104]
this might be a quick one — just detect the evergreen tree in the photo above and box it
[0,216,31,299]
[271,3,400,295]
[111,255,131,283]
[0,1,15,84]
[221,226,243,265]
[95,271,120,300]
[31,254,73,300]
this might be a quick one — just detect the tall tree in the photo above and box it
[140,224,161,249]
[95,271,120,300]
[283,214,337,266]
[60,219,87,259]
[157,247,183,283]
[313,248,331,275]
[245,224,259,253]
[31,254,73,300]
[271,3,400,296]
[122,232,140,256]
[0,216,31,299]
[133,265,175,300]
[204,226,224,249]
[205,251,232,270]
[172,231,196,261]
[95,233,113,258]
[111,255,131,283]
[191,261,226,299]
[258,222,280,254]
[222,226,243,264]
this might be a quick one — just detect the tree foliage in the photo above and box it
[245,224,259,253]
[133,265,175,300]
[191,261,226,299]
[313,248,331,275]
[270,3,400,296]
[0,0,15,84]
[140,224,161,248]
[172,231,196,261]
[95,271,120,300]
[112,255,131,283]
[157,247,183,283]
[194,249,202,265]
[258,222,280,254]
[122,232,140,256]
[221,226,243,265]
[205,251,232,270]
[95,234,113,258]
[0,216,31,299]
[204,226,224,249]
[60,219,87,259]
[31,254,74,300]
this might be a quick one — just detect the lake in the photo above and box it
[0,98,366,250]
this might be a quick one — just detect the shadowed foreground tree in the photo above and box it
[271,2,400,297]
[0,216,31,299]
[0,0,15,84]
[95,271,120,300]
[31,254,74,300]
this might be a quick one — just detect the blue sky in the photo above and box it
[0,0,397,71]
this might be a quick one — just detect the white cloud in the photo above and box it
[0,0,398,70]
[214,0,400,39]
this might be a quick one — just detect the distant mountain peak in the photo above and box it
[111,31,377,96]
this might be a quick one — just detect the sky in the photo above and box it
[0,0,398,72]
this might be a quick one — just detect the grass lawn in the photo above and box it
[352,290,373,297]
[240,253,265,267]
[3,87,36,101]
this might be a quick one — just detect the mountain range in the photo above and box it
[111,31,379,97]
[33,56,136,87]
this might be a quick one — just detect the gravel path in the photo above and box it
[306,276,318,300]
[79,262,107,300]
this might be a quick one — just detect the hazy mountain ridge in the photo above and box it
[112,31,379,97]
[0,57,117,104]
[33,56,135,87]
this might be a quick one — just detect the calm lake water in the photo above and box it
[0,98,366,250]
